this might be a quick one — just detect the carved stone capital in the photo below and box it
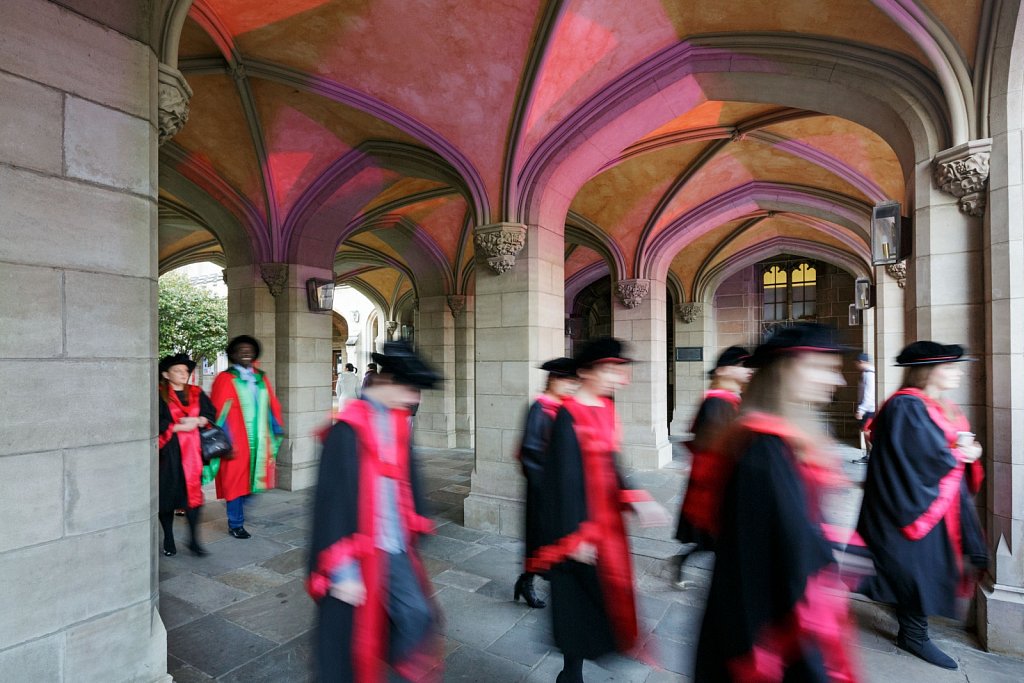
[259,263,288,297]
[446,295,466,318]
[386,320,398,335]
[158,64,193,146]
[474,223,527,274]
[615,279,650,309]
[885,260,907,289]
[933,139,992,217]
[676,302,705,323]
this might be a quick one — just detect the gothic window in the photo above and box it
[760,259,818,325]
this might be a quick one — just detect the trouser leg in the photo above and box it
[386,552,433,662]
[226,496,245,528]
[185,507,201,546]
[158,511,175,551]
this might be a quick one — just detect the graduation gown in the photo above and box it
[306,399,441,683]
[519,394,561,563]
[696,414,858,682]
[157,386,216,511]
[857,389,986,618]
[211,367,284,501]
[676,389,741,545]
[527,396,652,659]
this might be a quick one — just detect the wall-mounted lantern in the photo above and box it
[871,200,911,266]
[854,277,874,310]
[305,278,335,313]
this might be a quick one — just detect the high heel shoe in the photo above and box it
[162,541,176,557]
[513,573,546,608]
[188,541,208,557]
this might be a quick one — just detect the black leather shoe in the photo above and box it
[228,527,251,539]
[162,541,176,556]
[188,542,209,556]
[513,573,546,608]
[897,635,957,670]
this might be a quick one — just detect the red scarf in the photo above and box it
[306,400,439,683]
[159,385,204,508]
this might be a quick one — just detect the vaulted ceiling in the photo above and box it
[158,0,989,308]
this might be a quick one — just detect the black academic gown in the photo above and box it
[857,393,987,618]
[520,396,559,561]
[695,430,846,682]
[157,389,215,513]
[307,406,437,683]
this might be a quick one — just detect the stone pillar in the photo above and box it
[0,2,169,680]
[224,263,278,381]
[454,296,476,448]
[464,223,563,535]
[874,262,906,399]
[273,264,334,491]
[979,50,1024,653]
[671,302,715,436]
[611,279,672,468]
[414,296,457,448]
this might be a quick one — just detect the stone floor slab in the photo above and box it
[258,547,308,575]
[167,614,277,677]
[158,594,205,631]
[215,565,295,595]
[218,632,315,683]
[485,622,553,667]
[442,646,531,682]
[160,572,251,613]
[433,568,493,592]
[434,586,530,649]
[184,536,293,577]
[217,578,315,644]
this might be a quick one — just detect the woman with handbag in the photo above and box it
[158,353,217,556]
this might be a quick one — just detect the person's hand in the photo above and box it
[174,417,199,432]
[958,442,982,464]
[330,579,367,606]
[196,416,210,428]
[855,409,864,420]
[570,542,597,565]
[632,500,672,528]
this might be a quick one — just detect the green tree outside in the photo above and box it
[158,273,228,366]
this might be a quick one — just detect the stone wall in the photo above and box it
[0,1,169,680]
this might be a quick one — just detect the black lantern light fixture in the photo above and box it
[854,277,874,310]
[306,278,335,313]
[870,200,911,266]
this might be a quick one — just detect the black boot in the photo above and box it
[557,655,584,683]
[513,573,546,608]
[185,508,207,556]
[896,612,957,670]
[158,511,176,556]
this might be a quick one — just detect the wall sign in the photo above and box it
[675,347,704,362]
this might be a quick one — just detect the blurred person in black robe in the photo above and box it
[672,346,751,589]
[514,356,579,609]
[857,341,986,670]
[157,353,216,557]
[695,323,859,682]
[528,337,671,683]
[306,341,443,683]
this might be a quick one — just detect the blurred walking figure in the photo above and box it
[852,353,876,464]
[696,323,859,682]
[307,341,443,682]
[362,362,379,392]
[529,337,671,683]
[857,341,986,670]
[212,335,284,539]
[336,362,360,408]
[158,353,216,557]
[672,346,751,589]
[514,357,579,609]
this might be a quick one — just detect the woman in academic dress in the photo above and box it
[528,337,670,683]
[157,353,216,556]
[857,341,986,670]
[695,323,859,682]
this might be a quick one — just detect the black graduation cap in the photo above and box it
[746,323,845,368]
[226,334,261,360]
[895,341,975,366]
[574,336,632,369]
[371,341,443,389]
[540,357,577,377]
[159,352,196,374]
[709,346,751,377]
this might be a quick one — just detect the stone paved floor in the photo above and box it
[162,444,1024,682]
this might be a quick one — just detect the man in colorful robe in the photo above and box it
[212,335,284,539]
[307,340,443,682]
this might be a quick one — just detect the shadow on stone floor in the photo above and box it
[162,445,1024,682]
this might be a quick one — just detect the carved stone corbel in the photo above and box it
[158,64,193,146]
[446,295,466,318]
[474,223,527,274]
[933,139,991,217]
[615,279,650,309]
[386,320,399,335]
[885,260,907,289]
[259,263,288,297]
[676,302,704,323]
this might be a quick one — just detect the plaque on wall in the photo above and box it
[675,347,704,362]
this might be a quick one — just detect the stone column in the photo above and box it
[273,264,334,491]
[224,263,278,381]
[980,49,1024,653]
[464,223,563,535]
[874,262,906,399]
[612,279,672,469]
[454,296,476,448]
[671,302,715,436]
[0,2,170,680]
[414,295,457,448]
